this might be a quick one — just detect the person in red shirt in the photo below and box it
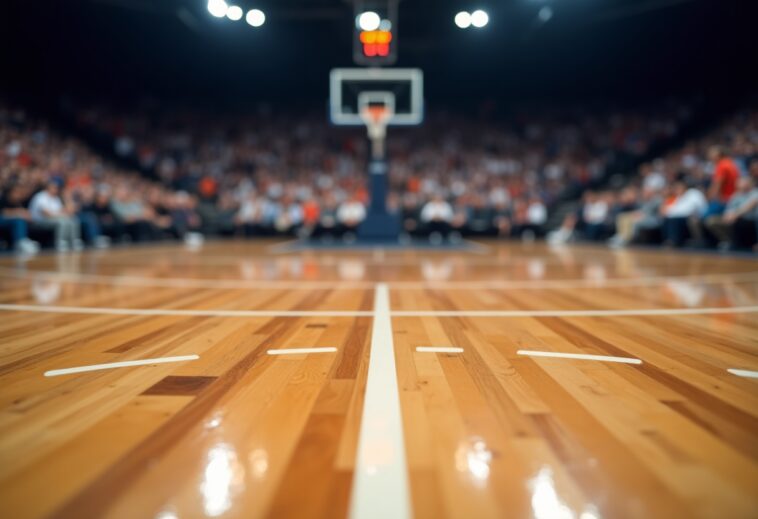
[695,146,742,245]
[708,146,739,204]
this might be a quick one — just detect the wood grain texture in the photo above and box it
[0,239,755,518]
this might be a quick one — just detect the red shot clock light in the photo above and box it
[359,29,393,57]
[353,1,398,65]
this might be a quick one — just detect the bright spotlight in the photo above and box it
[207,0,228,18]
[358,11,381,31]
[454,11,471,29]
[471,9,489,28]
[246,9,265,27]
[226,5,243,21]
[538,6,553,22]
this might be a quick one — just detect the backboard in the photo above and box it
[329,68,423,127]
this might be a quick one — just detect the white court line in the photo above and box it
[43,355,199,377]
[2,304,758,318]
[267,347,337,355]
[415,347,464,353]
[727,368,758,379]
[393,306,758,317]
[0,304,371,318]
[517,350,642,364]
[350,283,411,519]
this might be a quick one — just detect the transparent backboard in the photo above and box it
[329,68,423,126]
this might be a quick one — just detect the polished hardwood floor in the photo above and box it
[0,240,756,519]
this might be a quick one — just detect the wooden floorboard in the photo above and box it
[0,240,756,518]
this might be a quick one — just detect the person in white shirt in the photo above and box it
[527,198,547,226]
[420,194,454,239]
[580,191,610,241]
[337,195,367,231]
[274,196,304,234]
[29,180,82,251]
[661,181,707,247]
[664,185,707,218]
[235,192,264,236]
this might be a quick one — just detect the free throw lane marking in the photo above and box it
[727,368,758,379]
[267,347,337,355]
[517,350,642,364]
[415,347,464,353]
[350,283,411,519]
[44,355,200,377]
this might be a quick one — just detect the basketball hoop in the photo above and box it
[361,104,392,139]
[360,104,394,159]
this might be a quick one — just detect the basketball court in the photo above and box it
[2,0,758,517]
[0,240,756,518]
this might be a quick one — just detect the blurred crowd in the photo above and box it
[0,99,699,253]
[0,107,202,253]
[549,109,758,251]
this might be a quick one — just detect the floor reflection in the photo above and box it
[31,279,61,304]
[455,437,493,485]
[200,443,245,517]
[248,448,269,480]
[528,466,601,519]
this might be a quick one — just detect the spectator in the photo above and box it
[29,180,82,251]
[581,191,610,241]
[703,146,740,219]
[420,193,454,241]
[661,181,707,247]
[336,193,367,237]
[314,193,340,238]
[704,176,758,249]
[85,186,124,241]
[236,192,265,236]
[608,186,663,247]
[168,191,202,239]
[110,186,158,242]
[0,184,40,254]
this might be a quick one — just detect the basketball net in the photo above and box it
[360,105,393,160]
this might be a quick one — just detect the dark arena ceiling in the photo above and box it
[1,0,756,106]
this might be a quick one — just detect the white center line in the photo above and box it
[266,347,337,355]
[43,355,200,377]
[727,368,758,379]
[350,283,411,519]
[517,350,642,364]
[415,347,464,353]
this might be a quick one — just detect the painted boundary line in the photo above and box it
[727,368,758,379]
[2,304,758,318]
[393,306,758,317]
[415,347,464,353]
[43,355,199,377]
[349,283,411,519]
[0,304,372,317]
[267,347,337,355]
[517,350,642,364]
